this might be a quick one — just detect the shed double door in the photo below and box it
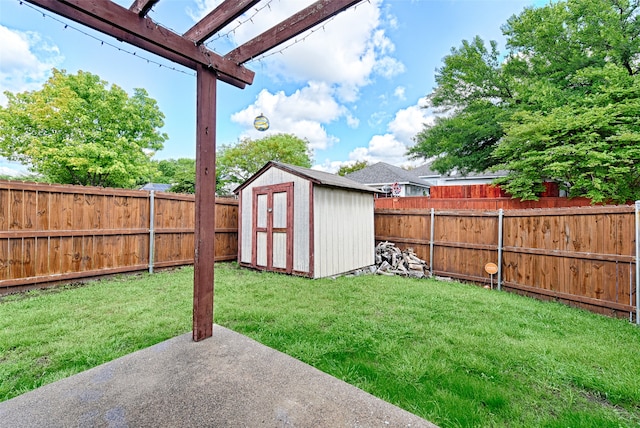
[252,182,294,273]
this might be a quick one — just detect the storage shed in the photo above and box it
[235,161,378,278]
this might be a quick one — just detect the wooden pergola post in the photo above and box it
[25,0,364,342]
[193,65,217,341]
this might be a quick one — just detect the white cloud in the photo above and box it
[342,97,437,169]
[388,97,435,144]
[393,86,406,100]
[345,113,360,129]
[368,111,390,128]
[312,159,350,173]
[230,82,349,151]
[188,0,413,173]
[357,133,406,160]
[0,25,63,105]
[373,56,405,79]
[187,0,402,103]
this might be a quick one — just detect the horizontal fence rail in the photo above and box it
[374,196,597,210]
[1,179,637,324]
[0,181,238,294]
[375,205,638,322]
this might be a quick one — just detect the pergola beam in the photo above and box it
[225,0,363,64]
[129,0,159,17]
[184,0,260,45]
[27,0,254,88]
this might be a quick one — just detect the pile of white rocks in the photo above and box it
[375,241,430,278]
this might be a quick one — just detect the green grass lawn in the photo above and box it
[1,263,639,427]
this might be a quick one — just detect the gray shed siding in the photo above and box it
[313,187,374,278]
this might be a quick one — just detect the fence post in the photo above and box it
[636,201,640,325]
[430,208,435,276]
[497,208,504,291]
[149,190,155,274]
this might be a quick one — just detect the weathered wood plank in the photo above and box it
[24,191,36,230]
[9,238,22,279]
[0,238,8,280]
[10,190,23,230]
[0,189,9,231]
[23,238,35,278]
[25,0,254,87]
[226,0,363,64]
[193,65,217,341]
[36,191,49,231]
[32,237,49,276]
[183,0,259,43]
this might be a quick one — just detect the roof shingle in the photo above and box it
[344,162,430,187]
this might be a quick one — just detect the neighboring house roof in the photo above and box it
[412,160,506,184]
[140,183,172,192]
[234,161,379,194]
[345,162,430,188]
[411,162,441,178]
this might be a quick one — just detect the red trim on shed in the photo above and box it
[251,182,294,273]
[308,181,315,278]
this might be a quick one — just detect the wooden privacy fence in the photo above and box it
[0,181,238,294]
[375,203,640,322]
[2,178,638,323]
[375,196,596,210]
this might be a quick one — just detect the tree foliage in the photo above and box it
[0,69,167,188]
[409,0,640,202]
[217,133,312,186]
[337,160,369,176]
[153,158,197,194]
[151,135,312,195]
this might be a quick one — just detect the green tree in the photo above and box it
[410,101,510,175]
[409,0,640,202]
[217,133,312,186]
[337,160,369,176]
[408,36,517,175]
[0,69,167,188]
[494,65,640,202]
[153,158,197,193]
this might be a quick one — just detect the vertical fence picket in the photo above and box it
[635,200,639,325]
[497,208,503,291]
[149,190,155,274]
[429,208,435,276]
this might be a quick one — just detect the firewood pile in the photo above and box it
[375,241,430,278]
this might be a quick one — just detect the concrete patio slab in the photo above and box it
[0,325,437,427]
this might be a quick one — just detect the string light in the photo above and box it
[204,0,275,49]
[16,0,195,77]
[203,0,364,64]
[243,0,366,64]
[245,14,337,64]
[18,0,366,72]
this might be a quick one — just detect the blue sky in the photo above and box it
[0,0,546,175]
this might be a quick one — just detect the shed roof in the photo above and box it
[234,161,379,194]
[345,162,430,188]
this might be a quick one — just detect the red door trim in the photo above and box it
[251,182,294,273]
[308,182,314,278]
